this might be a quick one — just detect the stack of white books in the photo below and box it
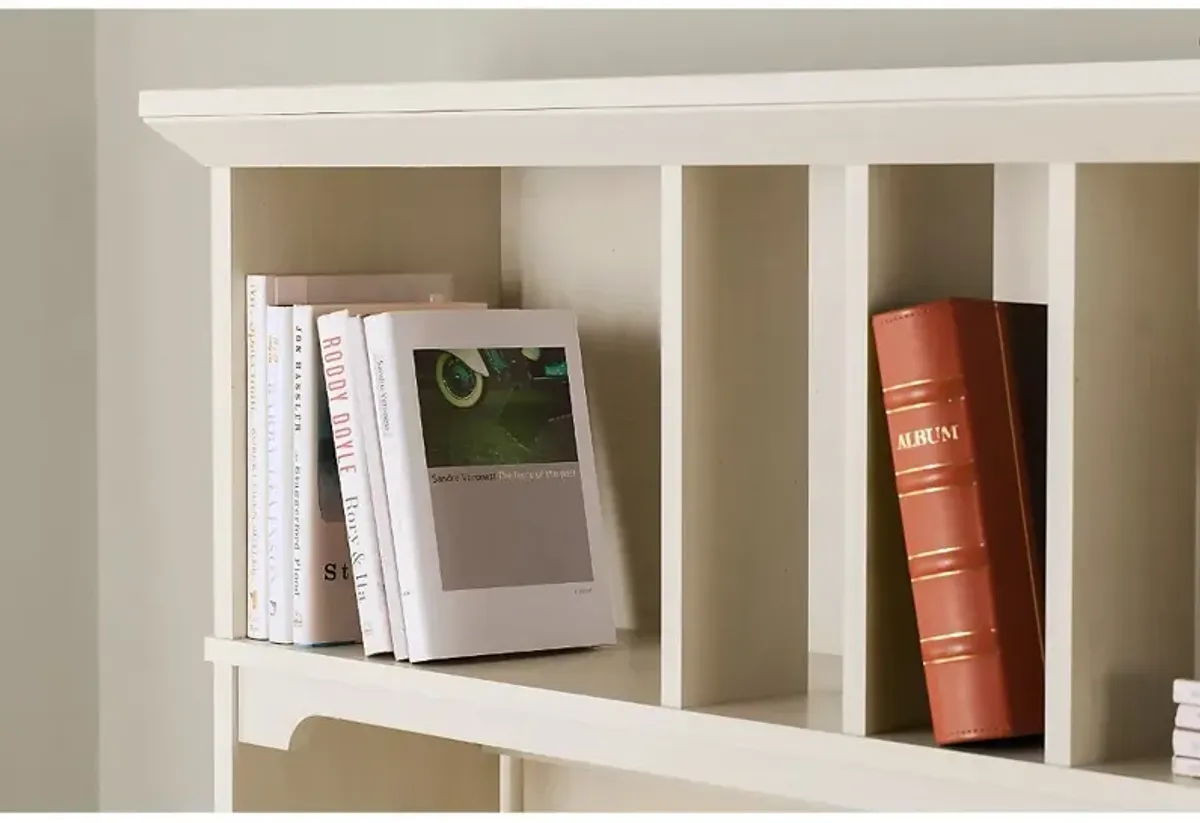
[244,271,618,664]
[1172,678,1200,777]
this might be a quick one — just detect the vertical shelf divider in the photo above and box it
[1042,160,1078,769]
[660,164,685,709]
[499,754,525,812]
[820,164,874,736]
[661,165,810,711]
[806,166,849,674]
[1044,163,1199,767]
[213,164,243,643]
[211,166,240,812]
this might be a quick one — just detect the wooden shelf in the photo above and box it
[141,60,1200,811]
[209,637,1197,811]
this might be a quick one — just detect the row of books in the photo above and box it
[244,272,616,663]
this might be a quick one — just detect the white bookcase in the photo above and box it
[141,60,1200,812]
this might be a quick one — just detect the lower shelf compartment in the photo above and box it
[206,636,1200,811]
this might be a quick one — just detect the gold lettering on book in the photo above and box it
[896,423,959,451]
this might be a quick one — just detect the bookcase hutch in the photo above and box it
[142,60,1200,812]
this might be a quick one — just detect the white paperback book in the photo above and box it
[1175,678,1200,706]
[352,313,412,661]
[363,308,618,663]
[245,275,269,640]
[1172,756,1200,778]
[1178,703,1200,731]
[265,305,294,643]
[1173,728,1200,759]
[316,310,395,657]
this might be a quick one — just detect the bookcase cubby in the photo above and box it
[1049,162,1199,772]
[145,63,1200,811]
[233,161,667,666]
[843,160,1200,779]
[845,163,998,745]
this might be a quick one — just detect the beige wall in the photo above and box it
[89,8,1200,812]
[0,10,95,813]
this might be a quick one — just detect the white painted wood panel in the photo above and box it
[499,754,524,812]
[1042,162,1080,769]
[807,167,850,660]
[210,168,239,813]
[1049,163,1199,767]
[139,59,1200,120]
[211,167,241,641]
[145,101,1200,170]
[213,665,237,813]
[660,165,685,706]
[208,637,1200,811]
[663,166,809,709]
[234,720,497,812]
[522,758,825,812]
[993,164,1052,306]
[810,166,870,735]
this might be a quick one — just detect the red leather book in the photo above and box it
[870,297,1047,746]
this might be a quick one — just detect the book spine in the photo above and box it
[317,311,393,657]
[245,275,269,640]
[291,305,315,644]
[871,298,1046,746]
[292,305,360,647]
[354,316,410,661]
[1173,755,1200,778]
[1177,703,1200,731]
[1175,678,1200,706]
[1175,729,1200,759]
[363,314,429,662]
[266,306,294,643]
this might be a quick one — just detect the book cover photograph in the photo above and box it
[413,345,594,594]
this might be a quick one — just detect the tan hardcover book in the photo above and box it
[263,272,456,307]
[309,301,486,316]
